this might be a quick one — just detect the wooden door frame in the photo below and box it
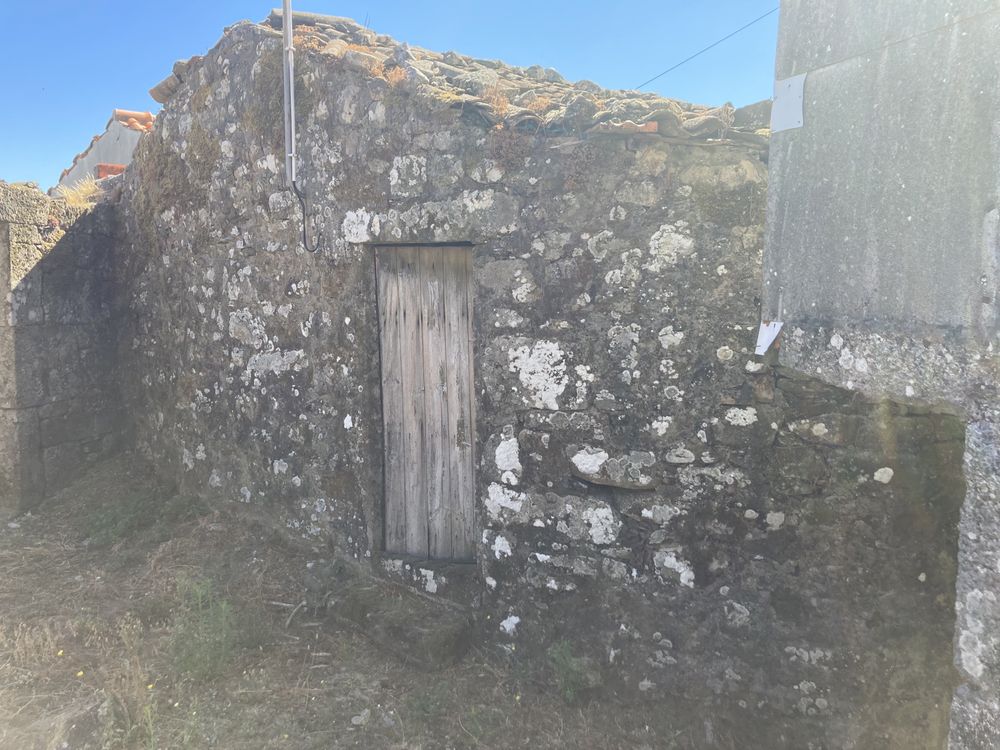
[371,242,477,562]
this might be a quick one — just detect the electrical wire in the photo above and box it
[635,7,779,90]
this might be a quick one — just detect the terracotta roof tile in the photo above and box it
[111,109,155,133]
[231,10,766,145]
[96,163,126,179]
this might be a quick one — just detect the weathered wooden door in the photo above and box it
[376,246,475,561]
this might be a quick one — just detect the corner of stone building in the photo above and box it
[0,180,127,518]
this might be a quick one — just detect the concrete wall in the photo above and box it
[764,1,1000,745]
[764,0,1000,336]
[60,123,143,189]
[0,183,124,517]
[108,18,969,746]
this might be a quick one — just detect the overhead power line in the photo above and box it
[635,7,779,90]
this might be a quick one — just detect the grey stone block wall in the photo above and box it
[0,182,124,517]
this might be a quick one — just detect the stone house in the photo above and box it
[0,9,971,746]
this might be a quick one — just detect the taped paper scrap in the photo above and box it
[755,321,784,356]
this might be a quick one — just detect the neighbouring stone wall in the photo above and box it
[113,18,967,746]
[0,183,123,517]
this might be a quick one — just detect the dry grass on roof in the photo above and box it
[55,176,101,209]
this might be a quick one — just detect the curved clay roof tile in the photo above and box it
[112,109,155,131]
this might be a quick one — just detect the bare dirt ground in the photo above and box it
[0,456,697,750]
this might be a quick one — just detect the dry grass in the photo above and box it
[55,176,101,208]
[484,83,511,120]
[0,455,705,749]
[292,29,326,53]
[382,65,407,87]
[342,42,408,87]
[524,95,553,114]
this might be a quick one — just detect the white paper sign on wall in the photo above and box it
[771,73,806,133]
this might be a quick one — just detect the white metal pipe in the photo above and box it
[281,0,297,186]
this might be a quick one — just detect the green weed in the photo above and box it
[547,640,601,704]
[85,492,206,548]
[170,577,238,681]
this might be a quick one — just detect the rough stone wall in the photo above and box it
[114,20,966,746]
[0,183,123,516]
[495,363,964,748]
[117,21,773,561]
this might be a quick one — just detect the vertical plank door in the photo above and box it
[376,246,475,561]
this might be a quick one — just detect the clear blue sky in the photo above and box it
[0,1,778,189]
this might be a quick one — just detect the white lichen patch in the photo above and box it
[485,483,525,521]
[658,326,684,349]
[389,155,427,196]
[646,222,695,271]
[495,435,522,485]
[470,159,503,184]
[493,308,526,328]
[511,279,537,303]
[343,414,354,430]
[653,549,695,588]
[724,407,758,426]
[499,615,520,635]
[586,230,616,261]
[642,504,684,524]
[419,568,439,594]
[716,346,735,362]
[582,506,621,545]
[508,341,568,410]
[342,209,373,243]
[492,535,513,559]
[873,467,895,484]
[246,349,304,378]
[725,601,751,628]
[228,309,267,349]
[461,189,495,213]
[766,511,785,529]
[665,447,696,464]
[651,417,673,436]
[958,588,996,680]
[571,447,609,476]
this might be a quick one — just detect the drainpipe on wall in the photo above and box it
[281,0,297,187]
[281,0,318,252]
